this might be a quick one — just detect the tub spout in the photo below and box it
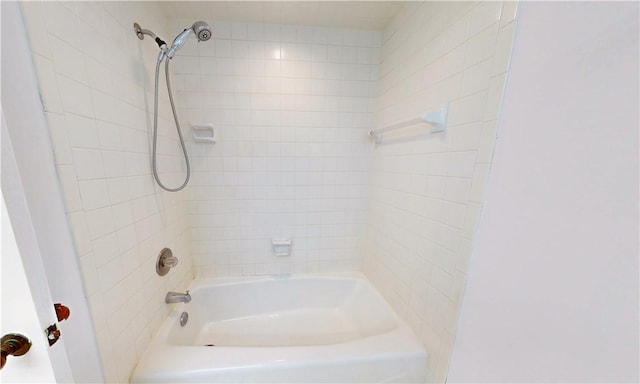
[165,290,191,304]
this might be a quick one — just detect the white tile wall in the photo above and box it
[171,20,381,277]
[21,2,193,382]
[363,2,517,382]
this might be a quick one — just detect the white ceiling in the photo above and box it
[157,1,405,30]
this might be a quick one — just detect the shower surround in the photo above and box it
[19,1,517,382]
[171,20,380,277]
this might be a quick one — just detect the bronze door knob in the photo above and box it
[1,333,32,369]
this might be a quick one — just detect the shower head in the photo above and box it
[166,21,212,59]
[191,21,212,41]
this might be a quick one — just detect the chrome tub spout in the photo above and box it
[165,291,191,304]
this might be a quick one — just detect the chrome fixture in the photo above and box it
[156,248,178,276]
[180,312,189,326]
[133,21,212,192]
[166,291,191,304]
[133,23,166,45]
[133,22,168,62]
[167,21,212,59]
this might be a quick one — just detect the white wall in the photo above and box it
[171,20,380,277]
[363,2,517,381]
[448,2,639,382]
[20,2,193,382]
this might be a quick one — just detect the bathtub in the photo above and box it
[130,273,428,383]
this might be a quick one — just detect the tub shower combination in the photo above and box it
[132,22,427,383]
[131,274,427,383]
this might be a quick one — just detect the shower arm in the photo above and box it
[133,22,168,60]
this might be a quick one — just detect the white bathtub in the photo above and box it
[130,273,428,383]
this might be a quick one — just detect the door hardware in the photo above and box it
[1,333,32,369]
[45,324,60,346]
[54,303,70,322]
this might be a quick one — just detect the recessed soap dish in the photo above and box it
[191,123,215,143]
[272,238,292,257]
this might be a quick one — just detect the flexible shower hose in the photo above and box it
[151,58,190,192]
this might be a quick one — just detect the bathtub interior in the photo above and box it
[167,277,398,347]
[132,275,429,383]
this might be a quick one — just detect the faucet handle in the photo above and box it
[163,255,178,268]
[156,248,178,276]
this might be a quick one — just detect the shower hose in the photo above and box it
[151,57,190,192]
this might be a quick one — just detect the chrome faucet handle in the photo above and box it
[163,255,178,268]
[156,248,178,276]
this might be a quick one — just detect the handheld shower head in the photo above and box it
[167,21,212,59]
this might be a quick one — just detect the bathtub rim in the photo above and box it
[184,271,385,293]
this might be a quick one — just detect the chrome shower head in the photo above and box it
[167,21,212,59]
[191,21,212,41]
